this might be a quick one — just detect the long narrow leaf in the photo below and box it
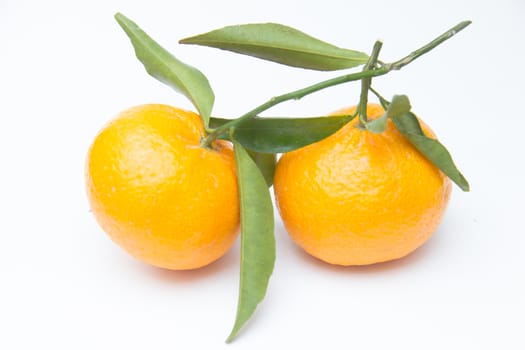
[392,111,470,191]
[180,23,368,71]
[115,13,214,127]
[227,142,276,342]
[210,115,354,153]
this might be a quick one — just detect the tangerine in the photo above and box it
[273,104,451,265]
[85,104,239,270]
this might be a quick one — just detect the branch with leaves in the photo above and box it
[115,12,470,342]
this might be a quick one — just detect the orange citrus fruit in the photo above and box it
[273,104,451,266]
[85,104,239,270]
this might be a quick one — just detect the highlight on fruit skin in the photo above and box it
[85,104,240,270]
[273,104,452,266]
[98,13,474,344]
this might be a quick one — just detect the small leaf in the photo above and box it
[227,141,276,343]
[115,13,214,127]
[392,112,470,191]
[364,113,388,133]
[385,95,411,119]
[180,23,369,71]
[246,150,276,187]
[364,94,411,134]
[210,115,354,153]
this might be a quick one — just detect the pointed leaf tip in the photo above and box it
[228,142,276,342]
[115,13,214,126]
[181,23,368,71]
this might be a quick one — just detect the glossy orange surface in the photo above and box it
[274,104,451,265]
[86,104,239,270]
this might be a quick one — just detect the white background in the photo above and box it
[1,0,524,349]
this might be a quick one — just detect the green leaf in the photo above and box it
[246,150,276,187]
[365,94,412,133]
[364,113,388,133]
[386,95,412,119]
[227,141,276,343]
[115,13,214,127]
[392,111,470,191]
[180,23,369,71]
[391,109,424,134]
[210,115,354,153]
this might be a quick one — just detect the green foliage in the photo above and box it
[114,14,472,343]
[246,150,276,187]
[115,13,214,127]
[180,23,368,71]
[210,115,354,153]
[228,142,276,342]
[392,110,470,191]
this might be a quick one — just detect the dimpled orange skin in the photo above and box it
[274,104,451,266]
[85,104,239,270]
